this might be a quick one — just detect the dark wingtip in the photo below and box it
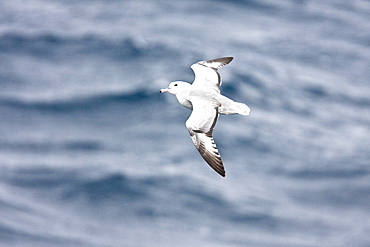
[219,168,226,177]
[213,165,226,177]
[225,57,233,63]
[211,56,233,64]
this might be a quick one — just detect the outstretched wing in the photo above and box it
[191,57,233,94]
[185,98,225,177]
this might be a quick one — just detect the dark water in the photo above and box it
[1,0,370,246]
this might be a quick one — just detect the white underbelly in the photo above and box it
[176,96,193,110]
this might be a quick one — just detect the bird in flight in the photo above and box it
[160,57,250,177]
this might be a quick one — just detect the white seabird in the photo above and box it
[160,57,250,177]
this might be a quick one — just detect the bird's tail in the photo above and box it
[218,96,251,116]
[235,102,250,116]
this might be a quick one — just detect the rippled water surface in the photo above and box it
[1,0,370,246]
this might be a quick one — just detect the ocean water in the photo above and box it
[1,0,370,246]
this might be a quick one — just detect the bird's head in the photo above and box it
[160,81,190,95]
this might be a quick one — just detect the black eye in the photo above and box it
[174,84,178,86]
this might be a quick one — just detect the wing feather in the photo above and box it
[191,57,233,93]
[185,99,225,177]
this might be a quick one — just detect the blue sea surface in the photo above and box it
[1,0,370,246]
